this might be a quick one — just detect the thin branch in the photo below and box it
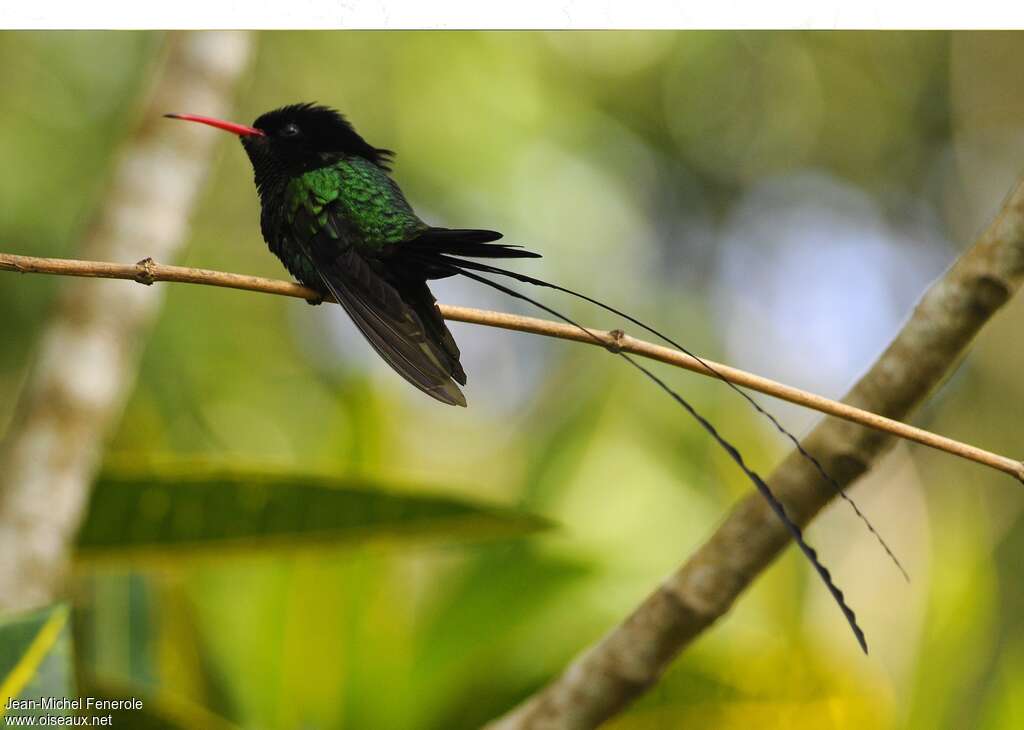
[486,175,1024,729]
[1,251,1021,484]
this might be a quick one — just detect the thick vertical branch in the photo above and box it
[486,176,1024,729]
[0,31,254,614]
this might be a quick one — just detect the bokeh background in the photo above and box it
[2,30,1024,729]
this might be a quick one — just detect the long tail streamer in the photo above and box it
[436,259,869,653]
[440,255,907,583]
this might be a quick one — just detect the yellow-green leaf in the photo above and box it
[0,604,74,719]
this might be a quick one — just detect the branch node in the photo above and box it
[134,257,157,286]
[606,328,626,354]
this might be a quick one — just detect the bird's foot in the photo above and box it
[305,293,324,306]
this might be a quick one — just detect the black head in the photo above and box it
[165,103,394,190]
[245,103,394,174]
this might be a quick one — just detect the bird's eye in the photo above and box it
[280,123,301,137]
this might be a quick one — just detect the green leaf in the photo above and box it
[75,464,551,565]
[0,604,75,719]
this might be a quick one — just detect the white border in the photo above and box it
[3,0,1024,31]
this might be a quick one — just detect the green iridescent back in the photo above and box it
[284,157,428,250]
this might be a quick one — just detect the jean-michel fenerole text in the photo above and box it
[5,697,142,712]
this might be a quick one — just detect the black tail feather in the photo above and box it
[411,228,542,260]
[439,262,868,654]
[427,254,907,583]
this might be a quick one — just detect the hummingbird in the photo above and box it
[168,103,541,406]
[166,102,899,653]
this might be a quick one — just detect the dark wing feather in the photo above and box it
[397,277,467,385]
[276,174,470,406]
[305,243,467,407]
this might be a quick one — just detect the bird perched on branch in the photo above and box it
[166,102,898,653]
[169,103,538,406]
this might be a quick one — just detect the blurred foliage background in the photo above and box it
[2,30,1024,729]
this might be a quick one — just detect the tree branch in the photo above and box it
[1,252,1019,484]
[484,175,1024,729]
